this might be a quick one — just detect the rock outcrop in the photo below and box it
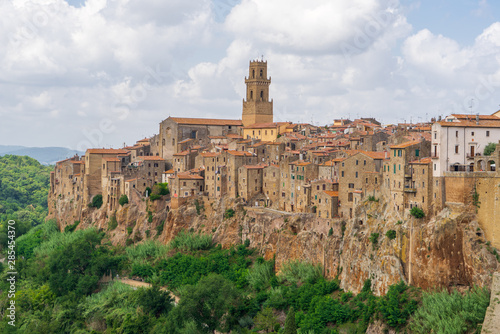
[48,192,499,295]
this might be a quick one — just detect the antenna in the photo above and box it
[469,98,474,115]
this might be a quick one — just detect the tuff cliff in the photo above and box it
[48,191,498,295]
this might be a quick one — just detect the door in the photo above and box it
[470,146,475,157]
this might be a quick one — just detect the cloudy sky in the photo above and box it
[1,0,500,150]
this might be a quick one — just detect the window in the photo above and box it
[183,182,186,186]
[486,130,490,137]
[356,160,358,165]
[456,131,458,137]
[364,160,366,166]
[422,181,425,187]
[423,169,425,174]
[366,178,368,184]
[341,171,344,177]
[415,149,419,157]
[375,177,378,184]
[434,132,437,139]
[434,164,437,171]
[355,172,358,178]
[265,130,267,135]
[250,90,253,99]
[471,131,475,136]
[349,183,354,188]
[399,164,401,171]
[455,145,459,154]
[393,164,396,174]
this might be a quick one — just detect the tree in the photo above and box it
[410,207,425,219]
[90,194,103,208]
[254,307,279,333]
[484,142,497,156]
[174,274,241,333]
[119,194,129,206]
[284,306,297,334]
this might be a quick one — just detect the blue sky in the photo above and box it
[1,0,500,149]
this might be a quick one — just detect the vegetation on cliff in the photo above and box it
[0,155,52,250]
[0,222,491,333]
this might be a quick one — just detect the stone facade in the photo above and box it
[242,60,273,127]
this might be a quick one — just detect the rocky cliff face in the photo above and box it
[49,192,498,295]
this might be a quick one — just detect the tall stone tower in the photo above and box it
[242,60,273,127]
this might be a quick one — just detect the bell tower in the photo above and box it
[242,60,273,127]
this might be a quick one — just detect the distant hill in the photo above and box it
[0,145,84,165]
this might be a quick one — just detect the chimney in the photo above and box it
[438,116,442,121]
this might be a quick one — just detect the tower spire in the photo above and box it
[242,60,273,127]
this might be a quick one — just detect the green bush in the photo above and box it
[386,230,396,240]
[409,286,489,334]
[90,194,103,208]
[64,220,80,233]
[119,194,129,206]
[328,227,333,236]
[145,187,152,196]
[150,194,161,201]
[156,220,165,236]
[410,207,425,218]
[127,226,133,235]
[368,196,379,202]
[370,233,379,245]
[224,208,235,219]
[484,142,497,156]
[170,230,212,251]
[278,260,323,285]
[379,281,418,329]
[247,261,274,291]
[108,215,118,230]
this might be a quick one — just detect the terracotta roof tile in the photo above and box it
[324,190,339,197]
[170,117,242,126]
[87,148,129,154]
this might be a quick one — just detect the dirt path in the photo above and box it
[482,272,500,334]
[117,278,180,304]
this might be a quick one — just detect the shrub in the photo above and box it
[126,239,171,263]
[148,210,153,223]
[108,215,118,230]
[90,194,103,208]
[170,230,212,251]
[409,286,489,334]
[195,199,203,215]
[126,238,134,246]
[278,260,323,285]
[224,208,235,219]
[127,227,133,235]
[119,194,129,206]
[247,261,274,291]
[368,195,379,202]
[484,142,497,156]
[156,220,165,237]
[386,230,397,240]
[328,227,333,236]
[150,194,161,201]
[379,281,418,329]
[370,233,379,246]
[152,183,169,196]
[410,207,425,218]
[64,220,80,233]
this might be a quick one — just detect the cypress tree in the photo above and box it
[284,306,297,334]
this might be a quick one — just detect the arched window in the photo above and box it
[260,69,263,77]
[250,90,253,100]
[260,91,264,100]
[252,69,255,78]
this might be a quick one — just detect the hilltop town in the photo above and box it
[49,60,500,250]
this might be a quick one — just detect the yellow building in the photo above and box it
[242,122,291,141]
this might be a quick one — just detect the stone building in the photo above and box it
[242,60,273,127]
[238,164,265,202]
[226,150,258,198]
[262,164,280,208]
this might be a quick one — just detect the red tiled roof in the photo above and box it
[177,173,204,180]
[410,157,432,164]
[103,157,121,162]
[87,149,129,154]
[390,141,421,149]
[138,156,166,161]
[324,190,339,197]
[169,117,242,126]
[227,150,255,157]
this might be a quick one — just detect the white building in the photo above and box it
[431,113,500,177]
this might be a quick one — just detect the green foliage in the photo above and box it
[152,183,169,197]
[170,274,241,333]
[409,286,489,334]
[16,220,58,259]
[224,208,235,219]
[0,155,53,249]
[64,220,80,233]
[148,210,153,223]
[156,220,165,236]
[473,186,481,210]
[195,199,204,215]
[247,261,274,291]
[108,214,118,230]
[171,230,212,252]
[284,306,297,334]
[126,239,170,263]
[410,207,425,218]
[368,196,379,202]
[341,221,346,239]
[278,260,323,285]
[127,226,133,235]
[328,227,333,236]
[370,233,379,247]
[150,194,161,201]
[254,307,279,333]
[119,194,129,206]
[386,230,396,240]
[90,194,103,208]
[145,187,152,197]
[484,142,497,156]
[378,281,418,329]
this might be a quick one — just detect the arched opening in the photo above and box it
[250,90,253,100]
[260,90,264,100]
[260,69,263,77]
[488,160,496,172]
[252,69,255,78]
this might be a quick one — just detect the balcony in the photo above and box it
[404,187,416,193]
[404,173,412,178]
